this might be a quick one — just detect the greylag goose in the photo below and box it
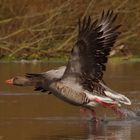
[6,10,131,120]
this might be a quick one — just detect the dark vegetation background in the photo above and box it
[0,0,140,60]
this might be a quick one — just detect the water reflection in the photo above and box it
[0,115,139,140]
[86,122,132,140]
[29,117,135,140]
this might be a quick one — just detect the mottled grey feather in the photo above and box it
[62,10,120,92]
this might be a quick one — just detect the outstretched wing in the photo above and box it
[62,10,120,92]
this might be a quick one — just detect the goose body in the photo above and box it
[48,78,130,109]
[6,10,131,119]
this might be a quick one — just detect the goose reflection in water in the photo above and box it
[30,115,140,140]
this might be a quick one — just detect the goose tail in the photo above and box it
[100,82,131,105]
[104,90,131,105]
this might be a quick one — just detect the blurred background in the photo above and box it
[0,0,140,61]
[0,1,140,140]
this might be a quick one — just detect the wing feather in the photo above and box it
[62,10,120,92]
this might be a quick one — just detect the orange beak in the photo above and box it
[5,78,14,85]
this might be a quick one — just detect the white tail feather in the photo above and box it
[104,90,131,105]
[94,95,121,106]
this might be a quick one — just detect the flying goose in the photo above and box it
[6,10,131,120]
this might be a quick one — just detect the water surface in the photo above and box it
[0,60,140,140]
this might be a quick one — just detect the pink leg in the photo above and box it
[91,109,99,123]
[80,108,97,120]
[80,108,99,124]
[79,107,87,113]
[91,109,96,118]
[80,108,97,118]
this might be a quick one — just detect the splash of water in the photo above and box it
[119,108,136,118]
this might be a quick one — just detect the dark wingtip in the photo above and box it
[25,73,42,78]
[82,16,87,30]
[34,87,43,91]
[101,10,105,19]
[78,18,81,33]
